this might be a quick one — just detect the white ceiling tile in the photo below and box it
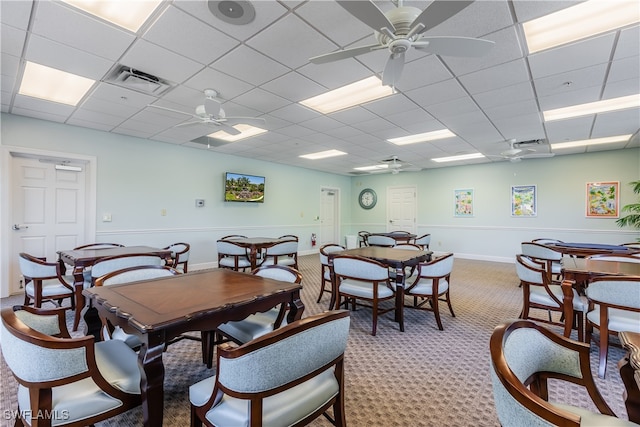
[592,109,640,137]
[210,45,289,86]
[65,117,115,132]
[120,39,204,84]
[261,72,327,102]
[142,6,239,65]
[295,1,371,47]
[299,115,345,132]
[1,24,26,57]
[603,77,640,99]
[91,83,157,107]
[427,0,514,38]
[1,0,32,29]
[79,97,141,118]
[473,81,536,110]
[424,95,481,120]
[614,25,640,60]
[32,1,135,61]
[545,116,593,143]
[1,53,20,79]
[70,108,124,127]
[13,94,75,117]
[233,88,290,113]
[395,56,453,92]
[537,85,602,110]
[512,1,577,22]
[459,59,530,95]
[491,113,545,140]
[405,79,468,108]
[183,67,254,101]
[267,103,319,123]
[11,106,68,123]
[297,58,374,89]
[533,64,608,98]
[608,56,640,84]
[483,99,540,121]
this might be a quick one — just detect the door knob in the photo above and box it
[12,224,29,230]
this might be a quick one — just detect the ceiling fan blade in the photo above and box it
[147,104,193,117]
[522,153,556,159]
[309,44,385,64]
[173,121,204,128]
[223,117,267,127]
[204,97,221,117]
[336,1,395,33]
[382,53,405,87]
[411,0,474,34]
[413,36,495,57]
[216,122,242,136]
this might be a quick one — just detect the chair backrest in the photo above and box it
[622,242,640,249]
[95,265,180,287]
[278,234,299,241]
[416,253,454,278]
[587,254,640,263]
[221,234,248,240]
[515,254,545,286]
[394,243,421,251]
[265,240,298,256]
[414,234,431,248]
[520,242,562,261]
[586,276,640,309]
[490,319,616,427]
[332,255,390,282]
[251,265,302,284]
[531,238,564,245]
[74,242,124,250]
[91,254,164,282]
[357,231,370,245]
[367,235,396,247]
[18,252,61,280]
[319,243,345,266]
[217,239,249,256]
[165,242,191,270]
[214,311,350,411]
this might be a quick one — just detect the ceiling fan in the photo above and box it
[147,89,265,136]
[309,0,495,88]
[489,139,556,163]
[380,156,422,174]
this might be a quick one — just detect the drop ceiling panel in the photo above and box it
[0,0,32,30]
[297,59,374,89]
[1,24,26,57]
[473,81,536,111]
[295,1,371,46]
[614,25,640,60]
[395,55,453,92]
[592,109,640,136]
[268,103,320,123]
[120,39,203,84]
[405,79,469,108]
[537,85,602,110]
[608,56,640,84]
[603,77,640,99]
[459,59,530,95]
[533,64,608,98]
[183,67,254,100]
[261,72,327,102]
[210,45,289,86]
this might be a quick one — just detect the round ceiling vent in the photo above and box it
[208,0,256,25]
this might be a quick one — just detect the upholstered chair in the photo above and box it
[89,253,164,287]
[261,240,299,269]
[332,254,397,336]
[413,233,431,250]
[216,239,252,271]
[521,242,563,283]
[2,305,141,427]
[585,276,640,378]
[490,319,634,426]
[19,252,75,310]
[366,235,396,247]
[190,310,350,427]
[515,254,586,341]
[403,252,455,330]
[318,243,345,304]
[357,231,370,247]
[163,242,191,272]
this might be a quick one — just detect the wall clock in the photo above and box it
[358,188,377,209]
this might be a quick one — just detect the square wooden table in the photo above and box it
[329,246,431,332]
[58,245,173,331]
[83,268,304,427]
[223,237,288,269]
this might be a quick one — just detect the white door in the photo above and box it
[387,186,417,233]
[320,187,340,247]
[9,157,86,293]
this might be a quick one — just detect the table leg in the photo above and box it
[394,267,405,332]
[139,338,166,427]
[249,247,258,270]
[72,266,85,331]
[619,355,640,423]
[82,303,102,341]
[286,290,305,324]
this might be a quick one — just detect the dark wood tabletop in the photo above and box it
[58,245,173,331]
[546,242,639,258]
[562,256,640,293]
[619,331,640,424]
[329,246,431,331]
[224,237,288,269]
[83,268,304,427]
[368,232,417,242]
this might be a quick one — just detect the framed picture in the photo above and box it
[586,181,619,217]
[454,188,474,217]
[511,185,537,217]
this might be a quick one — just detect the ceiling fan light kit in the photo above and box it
[310,0,495,88]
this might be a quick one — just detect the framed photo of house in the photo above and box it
[511,185,536,217]
[586,181,619,218]
[454,188,474,217]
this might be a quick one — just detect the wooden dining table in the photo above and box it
[58,245,173,331]
[368,232,417,243]
[223,236,288,269]
[561,256,640,294]
[83,268,304,427]
[545,242,640,258]
[328,246,431,332]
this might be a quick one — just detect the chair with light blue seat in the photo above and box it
[366,234,396,247]
[585,275,640,378]
[94,265,180,349]
[215,265,303,347]
[163,242,191,272]
[521,241,563,283]
[413,233,431,250]
[1,305,141,427]
[403,252,455,330]
[318,243,345,304]
[217,239,252,271]
[261,240,299,269]
[515,254,586,341]
[19,252,76,311]
[190,310,350,427]
[490,319,633,427]
[89,253,164,287]
[332,254,398,336]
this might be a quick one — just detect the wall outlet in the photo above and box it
[102,213,112,222]
[195,199,205,207]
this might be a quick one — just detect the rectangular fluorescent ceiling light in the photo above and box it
[543,94,640,121]
[19,61,95,106]
[61,0,163,32]
[354,164,388,171]
[431,153,486,163]
[300,76,393,114]
[550,134,632,149]
[300,150,347,160]
[208,124,267,142]
[388,129,456,145]
[523,0,640,54]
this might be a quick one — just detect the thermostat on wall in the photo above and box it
[195,199,205,207]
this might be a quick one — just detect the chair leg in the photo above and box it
[371,300,378,336]
[191,404,203,427]
[445,290,455,317]
[432,296,443,331]
[598,325,609,378]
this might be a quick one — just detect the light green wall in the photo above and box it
[2,113,639,265]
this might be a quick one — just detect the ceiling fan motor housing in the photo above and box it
[376,6,422,44]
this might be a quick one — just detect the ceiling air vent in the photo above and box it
[105,66,172,95]
[515,139,546,146]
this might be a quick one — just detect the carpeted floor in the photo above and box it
[0,254,630,426]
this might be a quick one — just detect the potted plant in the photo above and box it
[616,180,640,239]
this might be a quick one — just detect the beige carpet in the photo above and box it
[0,255,629,426]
